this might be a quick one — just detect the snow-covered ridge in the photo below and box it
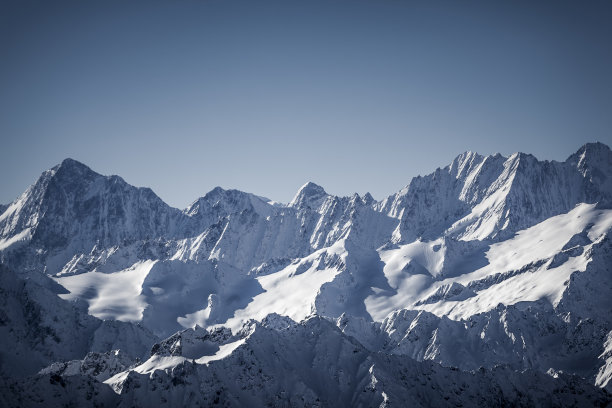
[1,142,612,406]
[0,143,611,333]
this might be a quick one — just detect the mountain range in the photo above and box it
[1,142,611,407]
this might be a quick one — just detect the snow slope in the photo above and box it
[0,264,157,378]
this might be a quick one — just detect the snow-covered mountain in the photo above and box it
[1,142,611,406]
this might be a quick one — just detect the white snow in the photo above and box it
[379,238,445,279]
[467,203,599,279]
[0,227,32,250]
[426,252,589,320]
[195,338,246,365]
[55,260,157,322]
[364,204,612,322]
[418,204,612,319]
[224,241,346,331]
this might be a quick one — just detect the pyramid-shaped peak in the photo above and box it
[294,182,327,199]
[58,157,93,171]
[300,181,327,194]
[53,158,99,181]
[289,182,328,208]
[362,192,375,204]
[61,157,84,166]
[204,186,226,197]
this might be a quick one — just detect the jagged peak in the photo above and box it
[504,152,539,172]
[565,142,612,195]
[445,151,487,181]
[288,182,328,208]
[450,150,483,166]
[507,151,536,161]
[203,186,226,198]
[453,150,481,163]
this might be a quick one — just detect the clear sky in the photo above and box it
[1,0,611,208]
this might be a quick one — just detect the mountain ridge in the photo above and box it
[1,142,611,406]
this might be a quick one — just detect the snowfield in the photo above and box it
[55,260,158,322]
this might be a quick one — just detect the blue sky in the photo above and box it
[1,0,611,208]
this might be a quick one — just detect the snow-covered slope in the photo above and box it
[1,142,612,406]
[0,264,157,378]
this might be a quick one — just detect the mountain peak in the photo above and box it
[204,186,226,198]
[580,141,610,153]
[362,192,375,205]
[508,151,536,161]
[566,142,612,196]
[567,142,611,163]
[566,142,612,172]
[289,182,328,209]
[454,150,481,162]
[300,181,326,193]
[57,157,93,171]
[53,158,99,182]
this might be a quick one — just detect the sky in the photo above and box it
[1,0,611,208]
